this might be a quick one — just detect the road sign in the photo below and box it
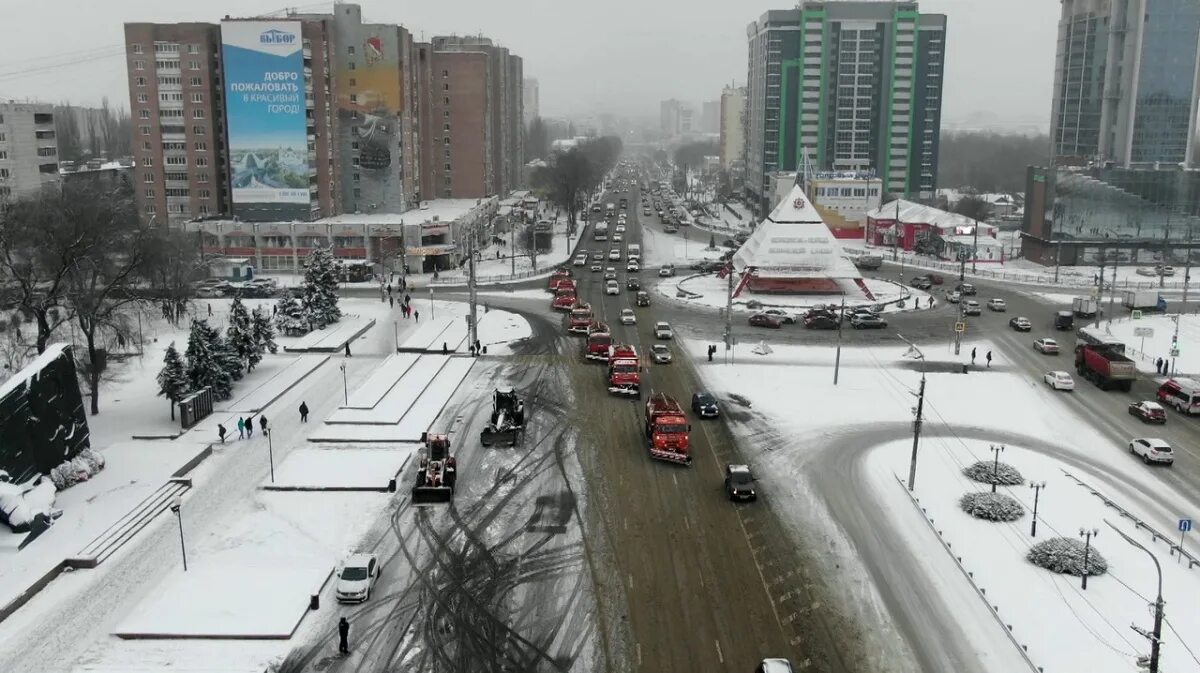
[954,322,966,333]
[1131,310,1143,320]
[1133,327,1154,337]
[1171,347,1180,357]
[1181,519,1193,533]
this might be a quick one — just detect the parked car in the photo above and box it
[1128,438,1174,465]
[724,464,757,502]
[850,313,888,329]
[987,298,1007,312]
[1043,370,1075,391]
[1009,316,1032,332]
[619,308,636,325]
[692,391,720,417]
[650,344,673,364]
[761,309,796,324]
[605,280,620,295]
[195,286,225,298]
[335,553,379,603]
[1033,337,1059,354]
[1128,401,1167,424]
[653,321,674,339]
[963,300,982,316]
[804,314,839,330]
[748,313,783,328]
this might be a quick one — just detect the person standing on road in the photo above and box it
[1155,357,1163,374]
[971,347,977,364]
[237,417,246,440]
[299,401,309,422]
[218,424,227,443]
[414,310,420,323]
[986,350,993,368]
[338,617,350,654]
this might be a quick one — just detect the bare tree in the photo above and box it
[954,195,994,222]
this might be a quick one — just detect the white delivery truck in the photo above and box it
[1072,297,1099,318]
[1122,290,1161,310]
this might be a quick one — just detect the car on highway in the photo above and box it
[755,658,794,673]
[909,276,933,290]
[1009,316,1032,332]
[626,278,641,291]
[653,321,674,339]
[659,264,675,277]
[761,308,796,324]
[1033,337,1059,354]
[619,308,636,325]
[335,553,379,603]
[928,273,945,285]
[615,224,626,233]
[945,290,962,303]
[626,261,640,273]
[724,464,757,502]
[650,344,673,364]
[604,267,617,280]
[804,314,839,330]
[635,291,651,306]
[592,252,604,261]
[956,283,977,296]
[613,233,624,243]
[590,263,602,273]
[1128,437,1174,465]
[573,254,587,267]
[1156,378,1200,413]
[1043,370,1075,391]
[987,298,1007,311]
[643,208,651,216]
[749,313,783,328]
[963,300,982,316]
[605,280,619,295]
[849,313,888,329]
[608,249,621,261]
[692,391,720,417]
[1128,401,1167,424]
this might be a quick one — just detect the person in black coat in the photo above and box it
[218,424,227,443]
[259,416,268,433]
[338,616,350,654]
[299,401,309,422]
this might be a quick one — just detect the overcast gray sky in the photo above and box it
[0,0,1057,132]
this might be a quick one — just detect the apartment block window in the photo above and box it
[37,147,56,158]
[198,204,209,215]
[156,60,180,70]
[137,93,148,103]
[442,69,449,77]
[142,156,153,167]
[192,125,206,135]
[349,78,356,86]
[189,77,202,86]
[132,44,144,54]
[444,163,452,171]
[349,94,357,103]
[191,92,203,103]
[353,188,361,198]
[139,125,151,135]
[444,177,451,186]
[136,77,146,87]
[192,109,205,119]
[160,92,183,102]
[158,76,181,86]
[444,148,451,158]
[0,169,8,179]
[443,110,449,118]
[188,60,201,70]
[443,137,450,145]
[160,109,183,119]
[352,173,360,182]
[352,157,360,167]
[197,173,209,183]
[165,156,186,166]
[194,141,207,151]
[139,109,150,119]
[196,157,208,167]
[348,46,356,55]
[442,83,449,91]
[443,189,452,198]
[443,96,449,105]
[349,62,356,70]
[187,44,198,54]
[145,204,156,215]
[143,172,155,183]
[134,60,145,70]
[144,188,155,199]
[443,123,450,131]
[0,151,9,160]
[142,141,151,151]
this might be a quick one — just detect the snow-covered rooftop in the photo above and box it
[867,199,984,229]
[0,342,69,402]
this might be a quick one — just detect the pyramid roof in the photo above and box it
[732,184,862,279]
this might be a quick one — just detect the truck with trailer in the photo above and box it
[1072,297,1100,318]
[1122,290,1162,311]
[643,392,692,465]
[567,303,593,333]
[1075,343,1137,391]
[606,345,641,396]
[585,322,612,361]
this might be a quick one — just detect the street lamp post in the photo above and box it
[1080,527,1099,590]
[339,362,348,406]
[170,495,187,571]
[833,294,846,385]
[989,444,1005,493]
[266,429,275,483]
[897,334,926,491]
[1030,481,1047,537]
[1105,520,1165,673]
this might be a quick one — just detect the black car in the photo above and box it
[692,391,720,418]
[804,314,839,330]
[626,278,641,291]
[955,283,977,296]
[724,464,757,502]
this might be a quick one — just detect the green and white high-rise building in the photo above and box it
[744,2,946,212]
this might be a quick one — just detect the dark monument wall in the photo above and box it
[0,345,91,483]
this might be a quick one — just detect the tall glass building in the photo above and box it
[1050,0,1200,167]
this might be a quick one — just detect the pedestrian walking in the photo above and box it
[259,416,268,433]
[299,401,309,422]
[414,310,420,323]
[387,283,392,295]
[986,350,993,368]
[389,296,395,308]
[404,293,411,305]
[237,417,246,439]
[928,296,934,308]
[245,416,254,438]
[971,347,977,364]
[338,617,350,655]
[1155,357,1163,374]
[208,304,213,317]
[218,424,227,443]
[345,342,352,357]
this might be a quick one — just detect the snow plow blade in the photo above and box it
[411,484,453,504]
[480,427,519,447]
[648,449,693,465]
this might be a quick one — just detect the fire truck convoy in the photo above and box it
[585,321,612,360]
[551,279,578,311]
[607,344,641,396]
[547,268,571,292]
[644,392,692,464]
[567,303,594,333]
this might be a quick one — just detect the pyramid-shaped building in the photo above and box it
[731,184,873,299]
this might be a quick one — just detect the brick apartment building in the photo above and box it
[0,101,60,200]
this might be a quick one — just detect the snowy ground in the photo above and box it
[1104,313,1200,375]
[264,447,413,491]
[690,339,1198,673]
[656,274,933,315]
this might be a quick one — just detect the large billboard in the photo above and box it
[221,21,310,221]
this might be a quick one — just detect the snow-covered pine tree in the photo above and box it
[226,297,256,372]
[301,247,343,327]
[185,319,233,401]
[156,341,189,420]
[251,306,278,354]
[204,319,245,382]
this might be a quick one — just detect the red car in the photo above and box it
[1128,401,1167,424]
[748,313,783,328]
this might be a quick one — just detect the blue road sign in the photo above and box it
[1181,518,1193,532]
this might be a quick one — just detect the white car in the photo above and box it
[613,233,624,243]
[608,250,621,261]
[605,280,619,295]
[619,308,636,325]
[1043,370,1075,391]
[650,344,672,363]
[1033,337,1059,354]
[963,300,982,316]
[604,267,617,280]
[1128,438,1174,465]
[615,224,626,233]
[987,298,1007,311]
[573,255,587,267]
[626,261,640,272]
[590,263,602,272]
[654,321,674,339]
[658,265,675,277]
[335,553,379,603]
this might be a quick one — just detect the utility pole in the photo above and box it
[1184,222,1193,310]
[989,444,1005,493]
[510,217,516,276]
[1030,481,1046,537]
[1107,246,1120,327]
[468,225,478,350]
[1080,527,1099,590]
[953,297,965,355]
[1160,219,1170,290]
[833,294,845,385]
[898,335,926,491]
[1106,520,1165,673]
[1095,250,1105,329]
[972,217,980,274]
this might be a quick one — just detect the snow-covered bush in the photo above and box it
[963,460,1024,486]
[959,492,1025,521]
[48,448,106,490]
[1027,537,1108,577]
